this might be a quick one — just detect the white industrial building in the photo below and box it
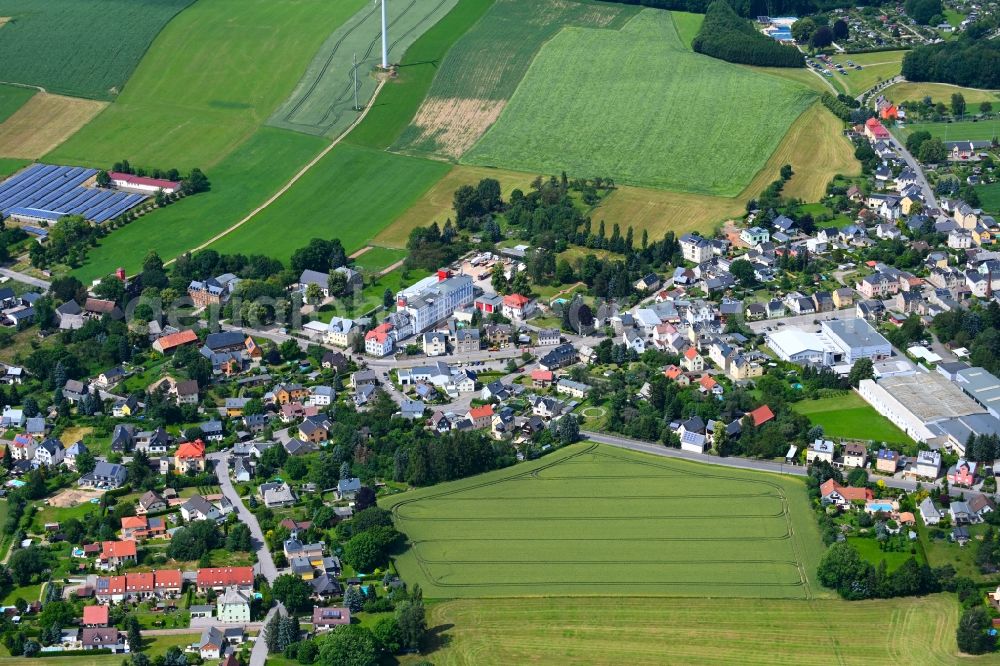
[396,271,474,333]
[765,318,891,368]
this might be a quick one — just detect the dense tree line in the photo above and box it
[692,1,805,68]
[902,34,1000,90]
[932,301,1000,375]
[599,0,891,20]
[903,0,942,25]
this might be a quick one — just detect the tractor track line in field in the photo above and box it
[162,79,387,270]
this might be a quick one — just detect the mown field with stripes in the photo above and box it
[384,443,825,598]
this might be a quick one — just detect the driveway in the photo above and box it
[208,453,278,583]
[0,267,50,290]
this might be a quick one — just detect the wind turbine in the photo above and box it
[378,0,389,69]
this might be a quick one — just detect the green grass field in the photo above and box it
[268,0,459,139]
[0,159,28,179]
[0,0,194,100]
[978,182,1000,215]
[351,246,407,272]
[671,10,704,48]
[825,50,906,98]
[885,81,1000,106]
[385,442,825,599]
[392,0,638,159]
[408,594,967,665]
[461,9,816,194]
[848,536,922,573]
[901,118,1000,142]
[792,392,912,445]
[0,85,34,124]
[71,128,326,282]
[208,144,450,259]
[48,0,363,169]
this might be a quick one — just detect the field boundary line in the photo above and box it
[162,78,388,269]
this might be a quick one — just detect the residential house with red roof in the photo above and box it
[173,439,206,473]
[501,293,536,320]
[364,322,394,357]
[820,479,873,509]
[82,604,109,627]
[748,405,775,427]
[98,540,137,571]
[196,566,255,593]
[467,405,494,430]
[152,329,199,354]
[864,117,891,141]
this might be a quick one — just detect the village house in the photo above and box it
[217,586,251,624]
[173,439,206,474]
[98,540,138,570]
[875,448,899,474]
[820,479,874,509]
[807,439,835,464]
[312,607,352,631]
[842,443,868,469]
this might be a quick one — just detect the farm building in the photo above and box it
[0,164,148,224]
[108,172,180,194]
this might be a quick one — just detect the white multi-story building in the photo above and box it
[679,233,712,264]
[323,317,357,348]
[396,272,474,333]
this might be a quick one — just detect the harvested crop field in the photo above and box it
[393,0,638,159]
[461,9,816,194]
[374,164,536,247]
[0,0,195,100]
[884,81,1000,106]
[0,93,106,159]
[409,594,966,665]
[385,442,824,598]
[268,0,459,139]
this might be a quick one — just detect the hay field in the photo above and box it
[0,93,105,159]
[408,595,967,665]
[48,0,367,169]
[268,0,460,139]
[374,164,536,248]
[0,0,194,99]
[393,0,638,159]
[385,443,824,599]
[461,9,816,194]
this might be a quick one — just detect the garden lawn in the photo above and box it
[268,0,459,139]
[792,392,912,445]
[461,9,816,194]
[30,501,99,533]
[384,442,825,598]
[48,0,364,169]
[0,85,34,124]
[848,535,922,573]
[71,128,326,283]
[208,144,451,259]
[350,246,408,273]
[978,182,1000,215]
[2,583,43,605]
[406,594,965,665]
[0,0,194,99]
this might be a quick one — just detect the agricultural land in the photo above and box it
[384,443,824,599]
[0,93,105,159]
[410,594,968,665]
[0,0,195,100]
[268,0,461,139]
[884,81,1000,106]
[461,10,816,194]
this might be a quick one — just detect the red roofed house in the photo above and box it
[98,540,137,570]
[681,347,704,372]
[120,516,148,541]
[173,439,206,473]
[531,369,554,388]
[365,322,394,357]
[109,172,181,195]
[501,293,536,320]
[699,375,723,396]
[820,479,874,509]
[196,566,254,593]
[467,404,494,430]
[748,405,775,427]
[152,329,199,354]
[82,604,110,627]
[879,104,898,120]
[152,569,183,597]
[864,117,891,141]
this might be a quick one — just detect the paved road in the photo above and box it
[888,128,938,209]
[209,452,278,583]
[0,268,50,290]
[250,605,284,666]
[585,431,994,502]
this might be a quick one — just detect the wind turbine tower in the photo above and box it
[380,0,389,69]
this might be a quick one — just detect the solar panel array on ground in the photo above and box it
[0,163,148,223]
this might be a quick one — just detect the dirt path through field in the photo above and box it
[349,246,373,259]
[163,79,387,269]
[378,259,405,276]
